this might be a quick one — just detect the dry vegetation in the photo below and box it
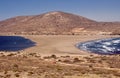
[0,52,120,78]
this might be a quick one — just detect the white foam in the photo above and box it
[103,42,111,45]
[112,40,120,43]
[102,45,113,51]
[77,37,120,54]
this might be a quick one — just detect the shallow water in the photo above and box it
[76,37,120,55]
[0,36,36,51]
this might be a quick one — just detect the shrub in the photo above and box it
[63,59,71,63]
[50,54,57,59]
[28,71,34,76]
[15,73,20,77]
[13,64,19,68]
[7,53,16,56]
[73,58,80,63]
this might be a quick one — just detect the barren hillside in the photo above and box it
[0,11,120,35]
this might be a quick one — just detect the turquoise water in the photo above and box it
[76,37,120,55]
[0,36,36,51]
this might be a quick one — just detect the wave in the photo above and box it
[76,37,120,55]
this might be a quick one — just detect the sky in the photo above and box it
[0,0,120,22]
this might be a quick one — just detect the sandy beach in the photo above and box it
[15,35,119,56]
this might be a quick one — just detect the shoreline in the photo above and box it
[0,35,119,56]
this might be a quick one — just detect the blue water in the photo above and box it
[0,36,36,51]
[76,37,120,55]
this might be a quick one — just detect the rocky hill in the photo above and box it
[0,11,120,35]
